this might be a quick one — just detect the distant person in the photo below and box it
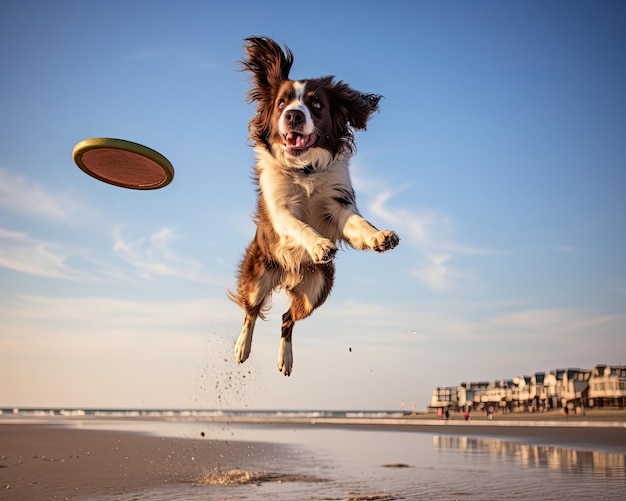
[463,409,470,421]
[445,408,450,420]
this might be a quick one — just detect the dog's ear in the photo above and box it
[325,81,381,154]
[352,92,382,129]
[242,37,294,148]
[331,82,382,131]
[241,36,293,103]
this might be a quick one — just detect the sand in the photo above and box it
[0,425,282,501]
[1,412,625,500]
[313,420,626,454]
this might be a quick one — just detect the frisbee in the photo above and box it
[72,137,174,190]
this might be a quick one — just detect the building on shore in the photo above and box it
[428,363,626,414]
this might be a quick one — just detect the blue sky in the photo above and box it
[1,0,625,411]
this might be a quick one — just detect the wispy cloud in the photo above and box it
[0,228,96,281]
[0,167,79,223]
[112,225,224,284]
[488,308,618,337]
[409,253,453,292]
[0,168,227,285]
[321,296,623,353]
[2,294,231,329]
[0,293,242,408]
[354,169,501,292]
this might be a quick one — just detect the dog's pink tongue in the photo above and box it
[286,132,316,149]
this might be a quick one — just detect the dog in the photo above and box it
[230,36,399,376]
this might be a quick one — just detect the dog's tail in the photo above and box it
[226,288,270,321]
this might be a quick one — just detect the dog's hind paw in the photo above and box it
[234,317,255,364]
[234,339,250,364]
[371,230,400,253]
[310,238,337,264]
[277,338,293,376]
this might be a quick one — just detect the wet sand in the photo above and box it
[201,408,626,454]
[306,419,626,454]
[0,425,284,501]
[316,409,626,454]
[1,411,625,500]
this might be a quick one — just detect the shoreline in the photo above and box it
[3,408,625,454]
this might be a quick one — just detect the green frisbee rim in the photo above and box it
[72,137,175,190]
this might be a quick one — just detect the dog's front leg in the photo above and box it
[342,213,399,252]
[274,210,337,264]
[294,219,337,263]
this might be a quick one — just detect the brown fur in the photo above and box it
[230,37,399,375]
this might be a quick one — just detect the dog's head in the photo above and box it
[241,36,381,168]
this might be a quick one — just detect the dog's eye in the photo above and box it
[277,98,286,109]
[312,98,322,110]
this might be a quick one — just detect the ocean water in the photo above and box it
[34,412,623,501]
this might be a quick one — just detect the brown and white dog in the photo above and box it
[230,37,399,376]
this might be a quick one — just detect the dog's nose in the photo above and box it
[285,109,305,127]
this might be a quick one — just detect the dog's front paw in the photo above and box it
[371,230,400,253]
[310,238,337,264]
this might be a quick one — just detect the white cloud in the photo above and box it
[1,294,231,330]
[112,225,226,285]
[322,298,624,358]
[1,292,622,409]
[0,227,95,280]
[353,168,499,292]
[0,228,28,242]
[0,293,238,362]
[0,167,79,223]
[488,308,618,337]
[0,293,242,408]
[410,253,452,291]
[0,224,218,285]
[0,168,226,285]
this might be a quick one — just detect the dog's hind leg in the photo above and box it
[231,241,281,364]
[277,263,334,376]
[234,314,258,364]
[277,317,294,376]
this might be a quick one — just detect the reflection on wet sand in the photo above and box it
[433,435,626,478]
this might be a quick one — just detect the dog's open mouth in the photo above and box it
[284,132,317,155]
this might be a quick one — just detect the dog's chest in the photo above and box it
[262,164,339,199]
[292,171,323,198]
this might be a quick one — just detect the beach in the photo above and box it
[1,424,291,500]
[2,411,625,500]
